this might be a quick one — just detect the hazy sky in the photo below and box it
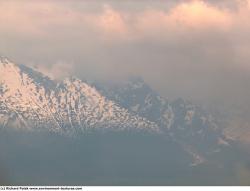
[1,0,250,114]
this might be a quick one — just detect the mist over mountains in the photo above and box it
[1,0,250,186]
[0,57,250,185]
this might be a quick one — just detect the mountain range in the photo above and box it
[0,56,232,167]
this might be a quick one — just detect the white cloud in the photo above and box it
[0,0,236,39]
[29,61,74,80]
[1,0,250,113]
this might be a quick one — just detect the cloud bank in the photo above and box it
[1,0,250,117]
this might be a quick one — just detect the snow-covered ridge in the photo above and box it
[0,57,233,166]
[0,58,159,134]
[95,77,230,158]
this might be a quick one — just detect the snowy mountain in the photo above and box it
[95,77,231,163]
[0,56,233,166]
[0,57,159,135]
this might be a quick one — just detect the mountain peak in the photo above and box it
[126,76,147,89]
[0,58,231,167]
[0,56,11,64]
[0,56,17,71]
[0,60,159,134]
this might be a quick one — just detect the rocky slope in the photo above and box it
[0,56,232,166]
[95,77,231,164]
[0,57,159,135]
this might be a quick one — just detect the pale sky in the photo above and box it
[1,0,250,116]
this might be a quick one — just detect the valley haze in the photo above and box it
[1,0,250,186]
